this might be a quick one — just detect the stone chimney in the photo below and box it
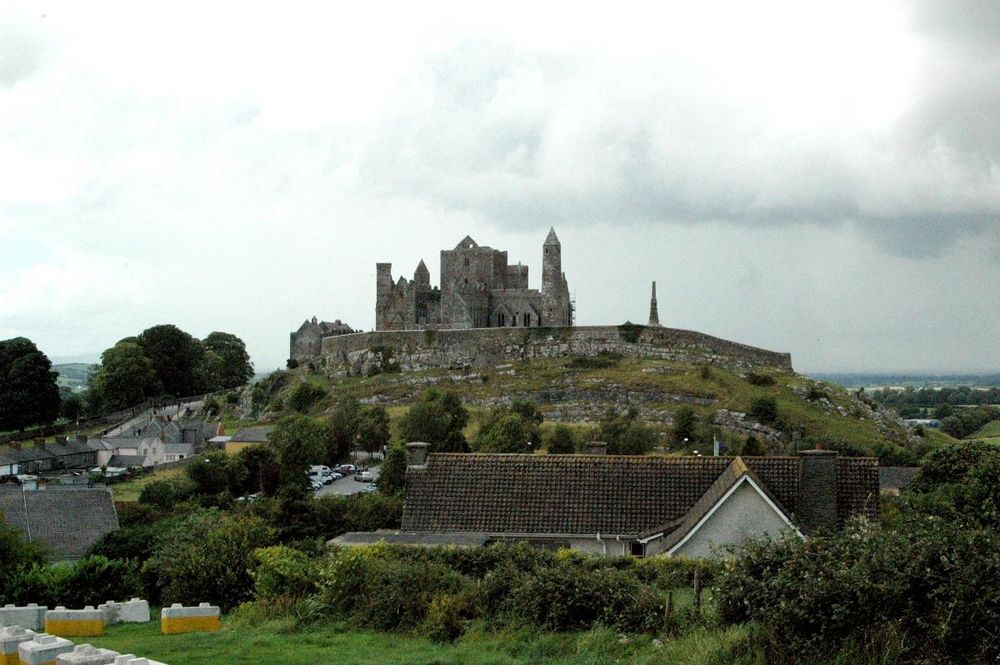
[797,447,839,534]
[587,441,608,456]
[405,442,430,468]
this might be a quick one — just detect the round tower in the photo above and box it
[542,227,561,292]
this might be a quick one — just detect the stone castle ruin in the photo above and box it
[289,229,793,374]
[376,229,573,331]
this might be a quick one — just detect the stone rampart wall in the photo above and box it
[319,325,792,375]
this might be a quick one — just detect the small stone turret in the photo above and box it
[648,281,660,326]
[414,259,430,286]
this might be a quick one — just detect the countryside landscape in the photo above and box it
[2,2,1000,664]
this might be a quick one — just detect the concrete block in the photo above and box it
[0,606,47,632]
[160,603,220,635]
[96,600,149,626]
[17,633,74,665]
[44,607,105,638]
[112,657,168,665]
[0,626,37,665]
[55,645,119,665]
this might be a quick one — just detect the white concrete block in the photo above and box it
[0,604,47,631]
[56,644,120,664]
[98,599,150,625]
[17,633,74,665]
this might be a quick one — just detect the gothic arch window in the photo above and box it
[523,313,530,327]
[498,312,505,326]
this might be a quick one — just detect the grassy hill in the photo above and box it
[220,354,935,463]
[53,362,95,391]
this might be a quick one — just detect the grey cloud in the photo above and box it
[0,11,48,86]
[358,28,1000,260]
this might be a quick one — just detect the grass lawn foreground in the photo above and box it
[87,618,751,665]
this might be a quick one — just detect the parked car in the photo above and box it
[310,478,324,490]
[359,483,378,494]
[337,464,356,475]
[354,471,374,482]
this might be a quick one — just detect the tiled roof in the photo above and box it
[231,427,271,443]
[838,458,880,522]
[331,531,489,548]
[0,487,119,560]
[403,453,878,537]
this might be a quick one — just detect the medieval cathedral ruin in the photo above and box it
[375,228,573,331]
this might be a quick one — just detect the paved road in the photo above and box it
[315,466,380,496]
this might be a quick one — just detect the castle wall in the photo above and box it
[319,325,793,374]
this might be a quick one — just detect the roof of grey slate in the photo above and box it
[0,447,54,463]
[0,487,119,560]
[231,427,271,443]
[402,453,879,537]
[109,455,148,468]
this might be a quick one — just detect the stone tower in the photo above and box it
[648,281,661,326]
[541,227,570,326]
[414,259,430,285]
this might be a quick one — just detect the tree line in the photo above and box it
[0,325,253,432]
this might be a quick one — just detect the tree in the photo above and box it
[377,444,408,495]
[197,349,226,393]
[545,425,578,454]
[399,389,469,453]
[60,391,84,421]
[230,444,282,496]
[598,407,656,455]
[136,324,206,397]
[185,453,234,497]
[476,413,531,453]
[672,406,697,446]
[0,337,61,431]
[203,332,254,389]
[357,405,391,457]
[269,414,331,488]
[90,341,159,412]
[329,399,361,462]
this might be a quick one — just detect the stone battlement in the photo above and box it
[319,324,792,375]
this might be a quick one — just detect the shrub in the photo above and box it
[672,407,697,446]
[545,425,578,454]
[145,509,277,610]
[746,372,775,386]
[285,358,299,369]
[252,546,318,600]
[5,556,139,608]
[376,445,407,495]
[138,478,195,510]
[749,396,779,425]
[566,352,622,369]
[598,407,656,455]
[425,593,470,642]
[805,386,826,401]
[287,382,326,413]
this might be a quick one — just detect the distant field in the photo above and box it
[53,362,95,391]
[88,619,751,665]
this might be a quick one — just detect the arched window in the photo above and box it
[498,312,505,326]
[523,313,530,327]
[464,258,470,266]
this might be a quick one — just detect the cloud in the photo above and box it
[0,7,49,86]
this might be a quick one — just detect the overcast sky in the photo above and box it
[1,1,998,375]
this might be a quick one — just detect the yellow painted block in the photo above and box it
[4,653,22,665]
[161,615,221,634]
[43,619,105,637]
[18,659,56,665]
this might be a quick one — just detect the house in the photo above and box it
[332,443,879,558]
[0,437,99,476]
[226,427,271,456]
[0,486,119,560]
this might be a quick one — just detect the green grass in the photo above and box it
[86,619,756,665]
[970,419,1000,439]
[110,466,187,502]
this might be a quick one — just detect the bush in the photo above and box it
[672,407,697,446]
[4,556,139,608]
[138,478,195,510]
[745,372,775,386]
[252,546,318,600]
[598,407,656,455]
[566,351,623,369]
[287,382,326,413]
[376,445,407,495]
[145,509,276,610]
[749,396,779,425]
[425,593,470,642]
[545,425,578,454]
[717,518,1000,664]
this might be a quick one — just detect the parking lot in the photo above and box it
[314,466,380,496]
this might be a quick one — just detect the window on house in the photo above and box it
[630,541,645,557]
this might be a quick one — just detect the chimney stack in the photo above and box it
[587,441,608,456]
[797,448,839,533]
[405,442,430,468]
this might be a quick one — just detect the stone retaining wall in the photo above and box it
[319,325,792,375]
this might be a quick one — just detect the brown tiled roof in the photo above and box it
[231,427,271,443]
[402,453,878,537]
[837,457,880,523]
[0,487,119,560]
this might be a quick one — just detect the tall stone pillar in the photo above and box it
[648,281,661,327]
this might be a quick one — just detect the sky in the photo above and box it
[1,0,998,375]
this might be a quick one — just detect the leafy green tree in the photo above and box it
[197,349,226,393]
[230,444,282,496]
[545,425,578,454]
[59,391,84,421]
[185,453,235,497]
[136,324,206,397]
[329,398,361,461]
[288,382,326,413]
[476,413,532,453]
[598,407,656,455]
[672,406,697,446]
[202,331,254,389]
[0,521,49,597]
[377,444,408,495]
[0,337,61,431]
[742,434,765,456]
[269,414,331,488]
[145,509,276,610]
[399,389,470,453]
[90,341,159,412]
[357,405,391,457]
